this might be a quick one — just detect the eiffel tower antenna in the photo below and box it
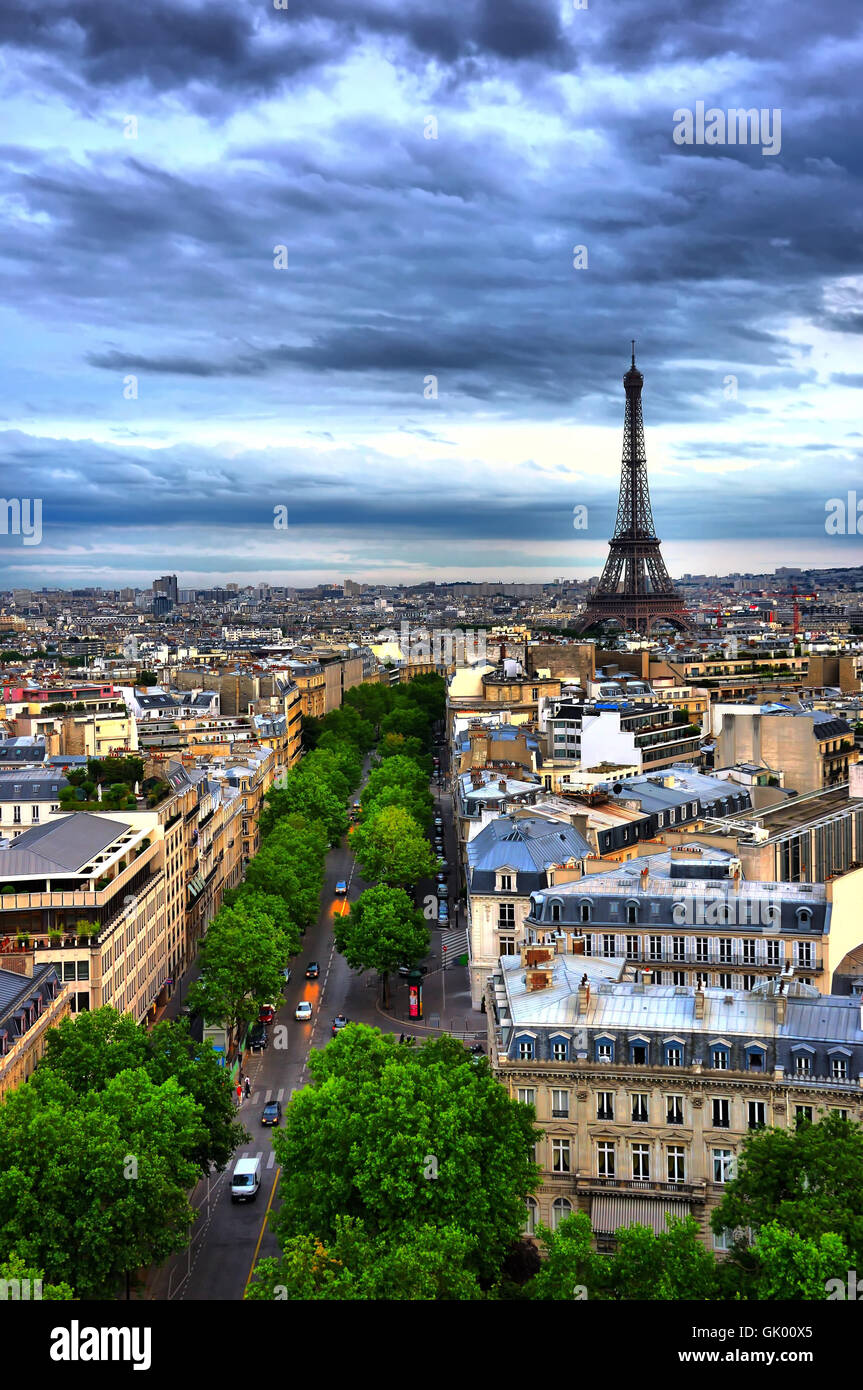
[574,347,689,636]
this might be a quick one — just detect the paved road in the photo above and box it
[147,733,482,1301]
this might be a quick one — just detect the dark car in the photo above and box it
[331,1014,349,1037]
[437,859,449,874]
[248,1023,268,1052]
[433,816,443,829]
[436,870,447,883]
[436,881,448,899]
[433,837,444,851]
[261,1100,282,1126]
[305,961,320,979]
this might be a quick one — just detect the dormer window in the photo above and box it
[580,901,591,923]
[626,901,638,925]
[498,873,513,892]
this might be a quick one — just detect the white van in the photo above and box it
[231,1155,261,1203]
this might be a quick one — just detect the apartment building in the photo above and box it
[465,815,592,1009]
[524,845,863,995]
[542,701,703,778]
[0,767,68,838]
[447,666,563,741]
[1,682,137,757]
[711,704,858,793]
[487,944,863,1249]
[0,961,71,1100]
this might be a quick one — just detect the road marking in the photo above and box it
[267,1150,276,1169]
[276,1087,284,1101]
[245,1166,280,1297]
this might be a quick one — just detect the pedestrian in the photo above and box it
[236,1081,242,1104]
[399,1033,405,1044]
[244,1077,251,1098]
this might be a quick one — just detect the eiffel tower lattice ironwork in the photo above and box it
[574,344,689,635]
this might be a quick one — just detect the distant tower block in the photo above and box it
[575,345,689,636]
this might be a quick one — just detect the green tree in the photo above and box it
[0,1068,203,1298]
[711,1111,863,1264]
[135,670,158,686]
[335,884,429,1006]
[269,1027,539,1281]
[609,1216,720,1300]
[750,1221,849,1300]
[0,1252,74,1300]
[187,902,287,1052]
[350,805,437,888]
[361,783,433,832]
[528,1213,609,1301]
[247,1216,483,1300]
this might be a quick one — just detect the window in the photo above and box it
[580,901,591,923]
[747,1100,766,1129]
[518,1039,534,1061]
[13,806,21,824]
[746,1048,765,1072]
[517,1088,536,1106]
[31,805,40,822]
[833,1108,849,1121]
[524,1197,538,1235]
[695,937,709,963]
[713,1148,734,1183]
[630,1041,648,1065]
[713,1227,732,1252]
[672,971,686,986]
[711,1046,729,1070]
[631,1143,650,1180]
[626,934,639,958]
[797,941,814,969]
[667,1146,686,1183]
[497,873,514,893]
[742,975,756,991]
[718,938,733,964]
[741,939,757,965]
[597,1091,614,1121]
[794,1053,812,1076]
[552,1039,568,1063]
[552,1089,570,1118]
[631,1093,649,1123]
[626,903,638,924]
[500,936,517,955]
[550,902,561,923]
[602,933,615,958]
[551,1197,572,1231]
[498,903,515,929]
[552,1138,571,1173]
[672,936,686,962]
[597,1141,615,1178]
[596,1039,614,1063]
[666,1094,684,1126]
[831,1056,848,1081]
[765,940,782,966]
[712,1097,730,1129]
[648,935,662,961]
[718,973,732,989]
[795,1105,813,1127]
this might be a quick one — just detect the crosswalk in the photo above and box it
[439,927,468,959]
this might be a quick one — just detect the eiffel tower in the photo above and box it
[574,344,689,635]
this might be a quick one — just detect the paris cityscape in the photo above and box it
[0,0,861,1359]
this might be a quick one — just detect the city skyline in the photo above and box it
[1,0,862,588]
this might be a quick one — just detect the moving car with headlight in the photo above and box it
[261,1100,282,1126]
[295,1000,313,1022]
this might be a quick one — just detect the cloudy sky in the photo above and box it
[1,0,862,589]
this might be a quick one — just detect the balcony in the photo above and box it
[575,1175,707,1201]
[0,846,159,914]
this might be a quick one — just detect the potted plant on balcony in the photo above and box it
[76,919,94,944]
[48,927,63,947]
[15,930,30,950]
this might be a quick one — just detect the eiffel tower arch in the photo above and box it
[574,345,689,636]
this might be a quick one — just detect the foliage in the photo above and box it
[350,805,438,887]
[0,1252,74,1299]
[749,1222,849,1300]
[270,1026,539,1281]
[187,902,288,1049]
[335,885,428,1003]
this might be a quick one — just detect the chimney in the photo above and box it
[577,973,590,1015]
[694,987,705,1019]
[775,981,787,1024]
[570,933,586,955]
[640,863,649,886]
[499,779,507,792]
[642,969,652,986]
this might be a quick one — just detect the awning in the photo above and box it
[591,1194,690,1236]
[187,873,206,902]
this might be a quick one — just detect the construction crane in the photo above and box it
[792,584,800,638]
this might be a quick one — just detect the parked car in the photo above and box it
[248,1022,267,1052]
[433,816,443,829]
[433,837,444,852]
[261,1100,282,1126]
[305,961,320,979]
[295,1000,313,1022]
[258,1003,276,1025]
[436,881,448,899]
[335,880,348,895]
[437,901,449,924]
[437,860,449,874]
[435,870,447,883]
[331,1014,349,1037]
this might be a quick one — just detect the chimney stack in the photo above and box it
[694,987,705,1019]
[775,981,787,1024]
[577,973,591,1015]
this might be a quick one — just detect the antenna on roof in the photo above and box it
[631,339,636,367]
